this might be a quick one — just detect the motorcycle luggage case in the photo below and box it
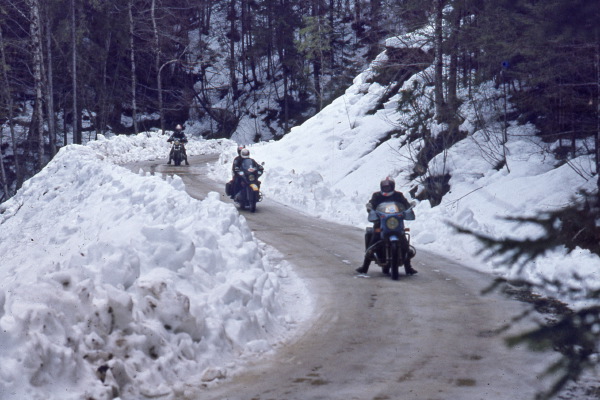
[225,181,233,196]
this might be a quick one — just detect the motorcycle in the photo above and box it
[170,140,185,166]
[364,201,416,280]
[232,159,263,212]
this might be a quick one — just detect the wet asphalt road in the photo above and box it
[133,156,555,400]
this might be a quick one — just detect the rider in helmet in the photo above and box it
[230,147,263,199]
[232,145,246,172]
[167,124,189,165]
[355,177,417,275]
[229,146,246,198]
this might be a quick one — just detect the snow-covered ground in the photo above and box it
[1,35,599,400]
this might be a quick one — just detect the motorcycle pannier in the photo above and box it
[225,180,233,196]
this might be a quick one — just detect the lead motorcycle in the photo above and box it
[231,159,264,212]
[364,201,416,280]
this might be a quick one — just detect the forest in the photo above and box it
[0,0,599,207]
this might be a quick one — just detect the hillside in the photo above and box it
[211,29,599,300]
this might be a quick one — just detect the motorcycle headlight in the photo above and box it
[249,175,256,181]
[385,217,400,230]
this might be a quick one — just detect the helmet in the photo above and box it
[380,177,395,196]
[240,148,250,158]
[175,124,183,131]
[237,145,245,155]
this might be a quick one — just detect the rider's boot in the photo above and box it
[404,260,418,275]
[356,259,370,274]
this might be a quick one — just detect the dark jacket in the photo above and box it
[168,130,188,143]
[232,155,243,174]
[233,156,263,173]
[367,191,411,211]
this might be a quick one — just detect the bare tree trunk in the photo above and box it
[596,36,600,200]
[283,70,289,132]
[197,0,212,35]
[71,0,80,144]
[129,0,139,134]
[311,0,323,110]
[447,7,460,116]
[354,0,362,38]
[44,6,56,156]
[240,0,247,85]
[370,0,381,39]
[151,0,165,134]
[63,111,68,146]
[229,0,239,99]
[0,134,7,200]
[0,24,23,190]
[266,1,274,80]
[434,0,445,120]
[28,0,45,169]
[329,0,335,69]
[0,107,7,198]
[94,33,113,137]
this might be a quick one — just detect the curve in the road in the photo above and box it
[135,156,555,400]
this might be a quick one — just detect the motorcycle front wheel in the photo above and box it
[381,243,390,274]
[390,241,400,280]
[247,187,257,212]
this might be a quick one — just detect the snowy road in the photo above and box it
[138,155,555,400]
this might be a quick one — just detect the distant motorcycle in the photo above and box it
[364,201,416,280]
[170,140,185,166]
[231,159,263,212]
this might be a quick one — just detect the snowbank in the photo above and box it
[0,137,311,400]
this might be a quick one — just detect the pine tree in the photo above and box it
[452,191,600,400]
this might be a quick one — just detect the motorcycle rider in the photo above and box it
[229,146,246,198]
[231,145,246,174]
[167,124,189,165]
[355,177,417,276]
[231,148,263,199]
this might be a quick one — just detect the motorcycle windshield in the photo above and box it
[241,159,256,172]
[375,201,403,214]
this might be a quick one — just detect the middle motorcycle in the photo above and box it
[364,201,416,280]
[229,159,264,212]
[171,140,185,166]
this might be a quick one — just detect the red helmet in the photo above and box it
[380,177,395,196]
